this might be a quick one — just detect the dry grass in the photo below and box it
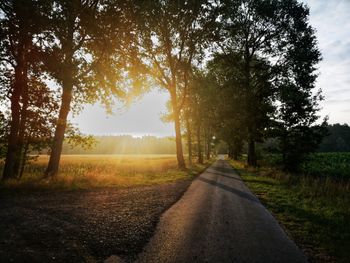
[1,155,208,189]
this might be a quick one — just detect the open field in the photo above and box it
[229,160,350,263]
[0,154,206,189]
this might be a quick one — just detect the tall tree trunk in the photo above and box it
[45,78,73,177]
[45,15,74,177]
[228,144,233,159]
[233,138,241,160]
[2,80,22,180]
[13,67,28,177]
[233,147,239,160]
[19,142,29,178]
[2,52,26,180]
[204,128,208,160]
[207,134,211,160]
[197,123,203,164]
[185,116,192,166]
[170,90,186,169]
[247,137,257,167]
[244,46,256,167]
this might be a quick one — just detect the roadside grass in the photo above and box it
[229,160,350,263]
[0,155,210,190]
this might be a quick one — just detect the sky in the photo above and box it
[72,0,350,137]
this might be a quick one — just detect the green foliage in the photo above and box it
[135,0,219,168]
[207,53,274,160]
[271,0,325,170]
[276,122,328,171]
[64,124,96,151]
[206,0,324,167]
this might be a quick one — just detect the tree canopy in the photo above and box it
[0,0,328,179]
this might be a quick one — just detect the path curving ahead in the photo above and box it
[136,158,307,263]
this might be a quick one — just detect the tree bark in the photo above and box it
[19,142,29,178]
[247,137,257,167]
[204,128,208,160]
[45,78,73,177]
[13,66,28,177]
[45,13,75,177]
[197,123,203,164]
[228,144,233,159]
[2,77,22,180]
[205,128,211,160]
[170,90,186,170]
[244,44,257,167]
[233,148,239,160]
[207,136,211,160]
[2,48,27,180]
[185,116,192,166]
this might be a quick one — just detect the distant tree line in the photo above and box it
[0,0,329,180]
[61,135,177,155]
[318,124,350,152]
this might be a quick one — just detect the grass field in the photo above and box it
[229,159,350,263]
[0,154,208,189]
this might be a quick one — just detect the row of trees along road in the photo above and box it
[1,0,327,180]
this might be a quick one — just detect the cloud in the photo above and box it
[326,98,350,104]
[303,0,350,124]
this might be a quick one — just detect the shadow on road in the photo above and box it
[209,165,234,174]
[205,171,243,181]
[198,177,259,204]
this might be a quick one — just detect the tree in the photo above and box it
[217,0,323,167]
[135,0,217,169]
[274,1,326,170]
[207,53,245,160]
[207,51,274,163]
[14,77,59,178]
[43,0,137,176]
[190,71,218,163]
[0,0,52,179]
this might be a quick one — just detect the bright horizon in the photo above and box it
[72,0,350,137]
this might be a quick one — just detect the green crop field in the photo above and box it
[263,152,350,179]
[300,152,350,179]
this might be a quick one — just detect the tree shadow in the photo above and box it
[206,171,243,181]
[210,165,235,174]
[198,177,259,204]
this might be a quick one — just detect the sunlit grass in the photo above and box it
[0,155,209,189]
